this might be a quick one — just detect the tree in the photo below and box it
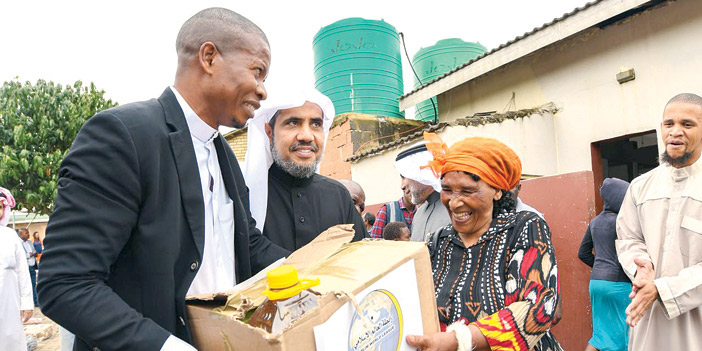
[0,79,117,215]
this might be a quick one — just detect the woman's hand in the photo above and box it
[406,331,458,351]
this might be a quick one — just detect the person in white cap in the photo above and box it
[244,89,366,252]
[0,188,34,351]
[393,141,450,242]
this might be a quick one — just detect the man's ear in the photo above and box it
[265,122,273,144]
[198,42,218,75]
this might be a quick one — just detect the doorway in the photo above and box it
[590,130,658,212]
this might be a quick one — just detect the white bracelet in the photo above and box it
[446,321,473,351]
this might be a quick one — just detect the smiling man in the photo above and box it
[393,142,450,242]
[616,93,702,351]
[37,8,288,351]
[244,90,366,252]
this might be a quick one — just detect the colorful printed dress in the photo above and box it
[428,210,562,351]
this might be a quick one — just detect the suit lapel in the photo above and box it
[213,136,237,201]
[160,89,205,258]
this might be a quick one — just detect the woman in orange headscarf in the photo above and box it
[407,133,562,351]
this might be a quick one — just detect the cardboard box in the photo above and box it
[186,225,439,351]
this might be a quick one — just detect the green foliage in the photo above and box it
[0,79,117,215]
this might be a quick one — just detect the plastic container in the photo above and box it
[412,38,487,121]
[313,17,404,118]
[248,265,321,334]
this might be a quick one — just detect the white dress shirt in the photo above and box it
[21,239,36,267]
[162,87,236,351]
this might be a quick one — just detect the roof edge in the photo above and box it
[399,0,658,110]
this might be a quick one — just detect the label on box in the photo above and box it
[313,259,423,351]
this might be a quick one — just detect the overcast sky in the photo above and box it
[1,0,589,116]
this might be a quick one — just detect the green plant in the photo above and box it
[0,79,117,215]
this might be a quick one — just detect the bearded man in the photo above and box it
[394,141,450,242]
[616,93,702,351]
[243,90,366,252]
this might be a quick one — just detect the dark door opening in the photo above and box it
[590,130,658,212]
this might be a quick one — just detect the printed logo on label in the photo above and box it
[348,289,403,351]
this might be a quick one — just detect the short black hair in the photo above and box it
[665,93,702,109]
[363,212,375,225]
[176,7,267,59]
[383,221,408,240]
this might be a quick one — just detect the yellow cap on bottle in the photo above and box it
[262,265,320,300]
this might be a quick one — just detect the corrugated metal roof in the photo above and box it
[400,0,604,99]
[346,104,558,162]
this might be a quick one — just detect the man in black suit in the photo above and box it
[37,8,288,351]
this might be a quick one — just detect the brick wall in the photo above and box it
[320,118,352,179]
[321,113,426,180]
[225,130,248,162]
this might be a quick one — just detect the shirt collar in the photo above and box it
[170,86,218,143]
[269,162,315,187]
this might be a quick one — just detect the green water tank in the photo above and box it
[313,18,404,118]
[412,38,487,122]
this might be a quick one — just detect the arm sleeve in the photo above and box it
[369,205,388,239]
[15,238,34,310]
[615,187,651,281]
[653,213,702,319]
[472,214,559,350]
[37,112,170,350]
[577,226,595,267]
[654,262,702,319]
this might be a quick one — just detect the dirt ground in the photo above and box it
[28,307,60,351]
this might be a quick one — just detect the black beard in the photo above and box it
[270,138,319,178]
[660,151,693,167]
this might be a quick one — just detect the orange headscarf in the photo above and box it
[422,132,522,191]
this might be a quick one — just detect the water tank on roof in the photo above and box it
[313,18,404,118]
[412,38,487,122]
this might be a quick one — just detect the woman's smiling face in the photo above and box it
[440,171,501,242]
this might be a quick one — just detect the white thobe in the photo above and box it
[616,157,702,351]
[0,226,33,351]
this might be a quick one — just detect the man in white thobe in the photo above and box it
[0,188,33,351]
[616,93,702,351]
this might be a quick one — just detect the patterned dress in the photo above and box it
[428,210,562,351]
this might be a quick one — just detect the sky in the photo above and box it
[0,0,589,119]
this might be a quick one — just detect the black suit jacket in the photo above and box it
[37,88,289,350]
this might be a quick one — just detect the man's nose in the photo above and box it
[670,124,684,136]
[297,124,314,141]
[256,82,267,101]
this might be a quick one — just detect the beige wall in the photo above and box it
[354,0,702,206]
[439,0,701,174]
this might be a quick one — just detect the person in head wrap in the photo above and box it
[243,89,366,252]
[0,187,34,351]
[406,133,562,351]
[393,141,450,242]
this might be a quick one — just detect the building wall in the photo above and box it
[520,171,596,351]
[440,0,701,174]
[320,117,353,180]
[225,131,248,162]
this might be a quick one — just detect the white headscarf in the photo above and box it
[243,89,335,231]
[0,187,16,227]
[393,141,442,193]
